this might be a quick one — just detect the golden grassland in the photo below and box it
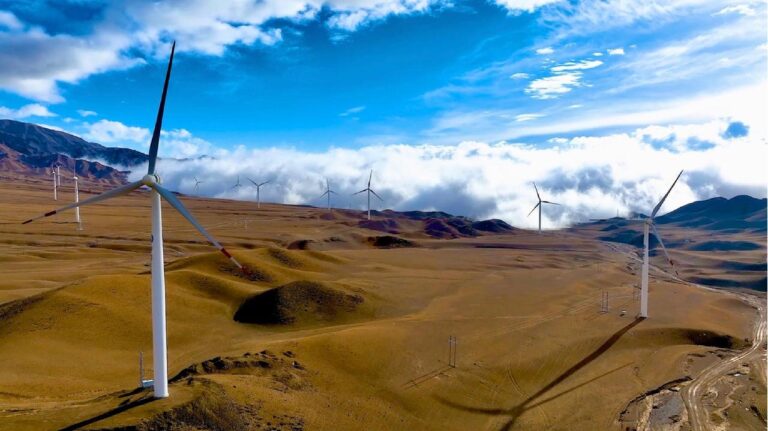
[0,177,762,430]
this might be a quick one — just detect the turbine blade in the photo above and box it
[152,184,243,269]
[368,170,373,187]
[533,182,540,200]
[147,41,176,175]
[259,180,270,187]
[353,189,367,195]
[247,178,258,186]
[370,189,384,201]
[651,170,683,218]
[23,181,142,224]
[650,223,679,276]
[319,191,329,199]
[527,202,540,217]
[542,200,560,206]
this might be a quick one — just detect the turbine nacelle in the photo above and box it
[142,174,161,187]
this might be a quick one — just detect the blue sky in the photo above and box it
[0,0,766,226]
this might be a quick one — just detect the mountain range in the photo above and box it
[0,119,146,184]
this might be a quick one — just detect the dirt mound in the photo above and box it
[358,218,400,234]
[171,350,307,382]
[366,235,416,248]
[287,239,313,250]
[233,281,365,325]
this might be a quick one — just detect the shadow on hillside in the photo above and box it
[58,391,156,431]
[436,317,644,430]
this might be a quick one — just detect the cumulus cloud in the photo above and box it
[0,103,56,119]
[0,1,451,102]
[0,11,22,30]
[128,118,766,230]
[607,47,625,55]
[536,46,555,55]
[83,119,149,145]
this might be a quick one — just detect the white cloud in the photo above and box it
[77,109,98,117]
[340,105,366,117]
[592,52,603,56]
[607,47,625,55]
[131,118,766,229]
[515,113,544,122]
[536,46,555,55]
[493,0,562,13]
[159,128,215,158]
[0,11,22,30]
[550,59,603,72]
[83,119,149,145]
[526,71,582,99]
[510,72,530,79]
[715,4,756,16]
[0,1,452,102]
[0,103,56,119]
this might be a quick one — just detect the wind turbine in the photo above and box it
[527,182,559,233]
[193,177,202,193]
[22,42,246,399]
[319,179,337,212]
[50,167,58,201]
[231,175,243,192]
[353,170,383,220]
[639,170,683,319]
[247,178,270,208]
[73,162,82,231]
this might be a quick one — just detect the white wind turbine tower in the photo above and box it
[319,179,337,212]
[353,170,383,220]
[639,170,683,319]
[193,177,202,193]
[50,166,58,201]
[247,178,270,208]
[22,42,246,399]
[527,182,560,233]
[73,162,82,231]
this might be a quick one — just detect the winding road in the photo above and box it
[681,292,767,431]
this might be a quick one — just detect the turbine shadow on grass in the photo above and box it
[435,317,644,430]
[58,391,156,431]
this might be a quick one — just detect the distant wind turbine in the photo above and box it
[319,179,337,212]
[231,175,242,190]
[353,170,383,220]
[247,178,270,208]
[527,182,560,233]
[22,42,247,399]
[50,166,58,201]
[73,162,82,231]
[639,170,683,319]
[193,177,202,192]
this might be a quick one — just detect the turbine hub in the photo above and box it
[141,174,160,186]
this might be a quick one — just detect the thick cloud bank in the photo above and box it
[132,119,766,229]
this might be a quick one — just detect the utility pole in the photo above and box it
[448,336,457,368]
[600,290,608,314]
